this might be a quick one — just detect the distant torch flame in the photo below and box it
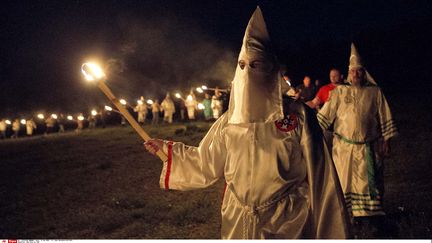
[201,85,208,90]
[37,114,44,119]
[187,95,193,101]
[146,99,153,105]
[91,110,97,116]
[119,99,127,105]
[21,119,26,125]
[105,105,113,111]
[196,87,203,93]
[67,115,73,121]
[137,100,143,105]
[5,120,11,125]
[51,114,58,119]
[197,103,205,110]
[81,62,106,82]
[77,115,85,121]
[175,93,182,99]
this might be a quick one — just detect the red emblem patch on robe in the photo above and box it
[275,113,298,132]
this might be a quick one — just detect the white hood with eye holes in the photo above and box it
[347,43,377,85]
[227,7,283,124]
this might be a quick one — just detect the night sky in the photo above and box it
[1,0,431,117]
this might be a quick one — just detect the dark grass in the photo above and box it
[0,122,223,239]
[1,93,431,239]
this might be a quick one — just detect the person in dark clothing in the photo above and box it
[295,75,317,102]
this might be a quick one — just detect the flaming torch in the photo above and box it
[199,84,228,92]
[174,93,185,101]
[105,105,121,114]
[119,98,135,109]
[81,62,167,162]
[197,103,205,110]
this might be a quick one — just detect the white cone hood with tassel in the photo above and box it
[347,43,377,85]
[227,7,283,124]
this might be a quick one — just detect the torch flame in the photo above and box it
[146,99,153,105]
[81,62,106,82]
[5,120,11,125]
[196,87,203,93]
[91,110,98,116]
[197,103,205,110]
[77,115,85,121]
[137,100,143,105]
[201,85,208,90]
[37,113,45,119]
[119,99,127,105]
[21,119,26,125]
[51,114,58,119]
[105,105,113,111]
[67,115,73,121]
[175,93,182,99]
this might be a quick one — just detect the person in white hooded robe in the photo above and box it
[185,90,198,120]
[317,44,398,234]
[134,96,149,125]
[144,7,350,239]
[26,118,37,136]
[0,119,7,139]
[161,93,176,124]
[211,88,223,119]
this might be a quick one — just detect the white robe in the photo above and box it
[134,103,148,123]
[161,98,176,123]
[211,96,223,119]
[318,84,398,217]
[185,98,197,120]
[159,99,350,239]
[26,120,37,135]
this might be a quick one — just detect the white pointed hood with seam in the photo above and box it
[227,7,283,124]
[347,43,377,85]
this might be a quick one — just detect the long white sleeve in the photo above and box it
[159,114,227,190]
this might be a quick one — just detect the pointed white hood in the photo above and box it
[347,43,377,85]
[227,7,283,124]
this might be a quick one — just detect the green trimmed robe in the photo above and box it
[318,83,398,217]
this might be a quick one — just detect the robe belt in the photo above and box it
[227,183,300,239]
[334,133,378,199]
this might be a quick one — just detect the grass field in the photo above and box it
[1,93,431,239]
[0,123,224,239]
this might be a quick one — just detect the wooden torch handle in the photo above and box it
[97,81,168,162]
